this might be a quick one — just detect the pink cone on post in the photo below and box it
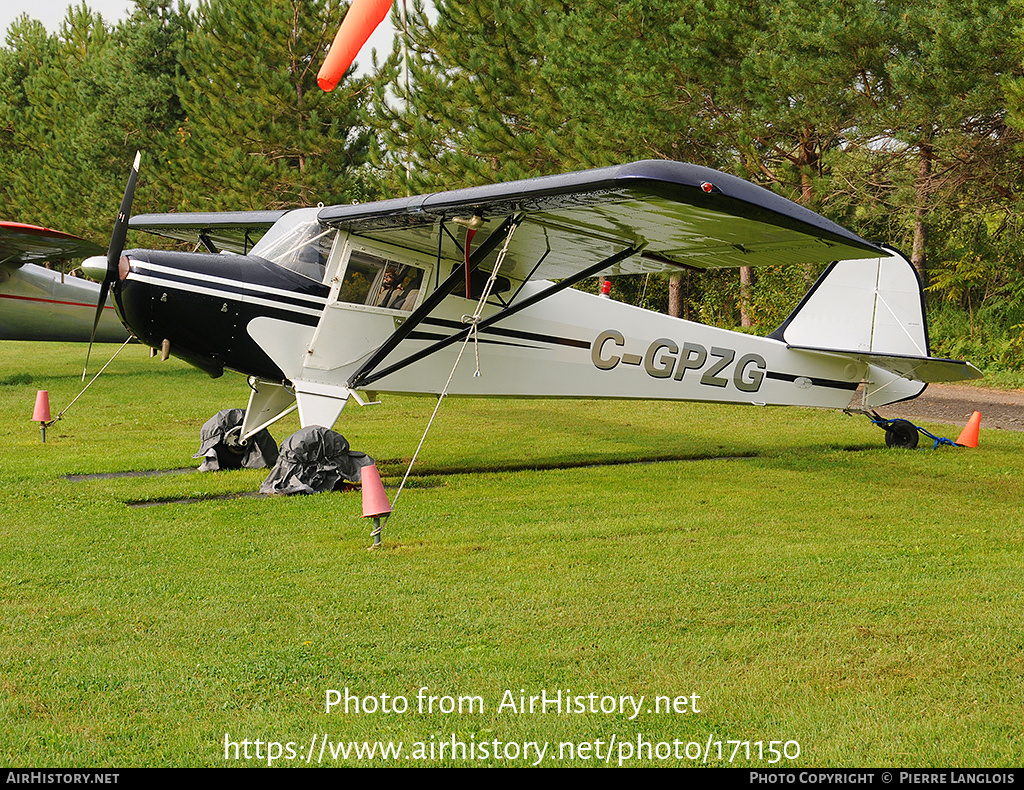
[361,464,391,549]
[361,464,392,517]
[32,390,51,443]
[33,390,51,422]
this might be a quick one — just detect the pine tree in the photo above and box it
[0,9,120,237]
[0,2,190,239]
[841,0,1022,282]
[159,0,372,211]
[367,0,882,323]
[367,0,577,195]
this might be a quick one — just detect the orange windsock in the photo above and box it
[318,0,393,91]
[956,411,981,448]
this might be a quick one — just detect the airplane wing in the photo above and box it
[128,210,288,254]
[127,161,879,275]
[312,160,884,393]
[316,159,882,281]
[0,221,104,267]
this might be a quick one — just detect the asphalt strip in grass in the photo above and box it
[66,453,759,507]
[127,490,267,507]
[64,467,197,481]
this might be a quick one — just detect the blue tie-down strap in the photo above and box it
[917,426,959,449]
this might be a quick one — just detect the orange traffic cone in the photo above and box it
[956,411,981,448]
[361,464,391,548]
[32,390,51,443]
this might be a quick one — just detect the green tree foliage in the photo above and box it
[548,0,885,322]
[833,0,1023,282]
[158,0,373,211]
[549,0,867,205]
[0,2,189,239]
[367,0,577,195]
[384,0,1022,341]
[2,0,1023,371]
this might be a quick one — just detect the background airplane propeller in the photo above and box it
[82,151,141,379]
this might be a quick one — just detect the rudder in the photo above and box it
[770,247,980,407]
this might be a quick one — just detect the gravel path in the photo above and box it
[875,383,1024,433]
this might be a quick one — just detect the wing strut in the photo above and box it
[346,214,522,389]
[350,243,641,390]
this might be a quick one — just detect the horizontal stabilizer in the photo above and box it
[788,346,983,383]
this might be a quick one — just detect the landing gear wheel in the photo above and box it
[222,426,247,456]
[194,409,278,471]
[884,419,919,449]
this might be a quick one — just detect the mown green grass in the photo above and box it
[1,342,1021,767]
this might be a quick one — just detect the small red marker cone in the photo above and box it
[956,411,981,448]
[32,390,51,422]
[32,390,51,443]
[361,464,391,548]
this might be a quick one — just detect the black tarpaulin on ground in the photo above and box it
[193,408,278,471]
[259,426,374,495]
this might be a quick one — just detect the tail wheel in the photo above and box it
[884,419,919,449]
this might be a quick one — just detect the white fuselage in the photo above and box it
[248,281,866,413]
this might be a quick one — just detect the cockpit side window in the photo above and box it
[250,214,335,282]
[338,250,425,313]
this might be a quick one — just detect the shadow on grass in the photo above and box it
[106,452,760,507]
[70,442,915,508]
[378,451,758,479]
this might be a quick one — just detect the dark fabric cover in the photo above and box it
[193,408,278,471]
[259,426,374,495]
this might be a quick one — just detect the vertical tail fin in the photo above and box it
[770,246,928,358]
[770,247,980,407]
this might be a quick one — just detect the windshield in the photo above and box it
[250,209,335,282]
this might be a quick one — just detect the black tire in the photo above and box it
[212,427,248,469]
[884,419,919,449]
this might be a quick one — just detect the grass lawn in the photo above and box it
[1,341,1021,767]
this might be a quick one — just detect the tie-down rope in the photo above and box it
[47,336,134,427]
[385,220,520,521]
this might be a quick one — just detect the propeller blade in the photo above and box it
[107,151,141,276]
[83,279,111,378]
[84,151,141,380]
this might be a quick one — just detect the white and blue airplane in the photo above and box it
[81,157,980,451]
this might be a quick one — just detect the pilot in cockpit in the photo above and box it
[374,265,408,309]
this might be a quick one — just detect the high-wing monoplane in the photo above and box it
[83,159,980,452]
[0,221,129,343]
